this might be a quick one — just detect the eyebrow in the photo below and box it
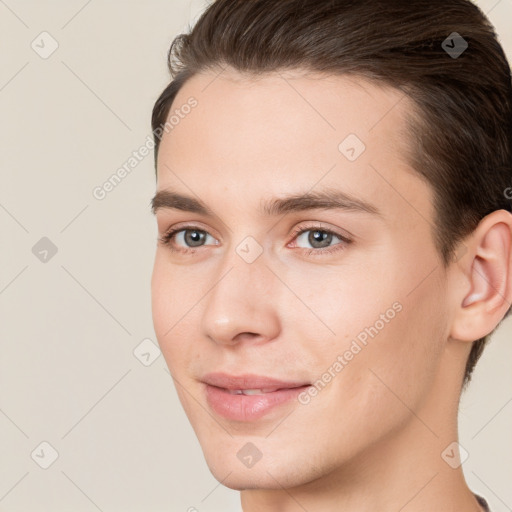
[151,188,381,217]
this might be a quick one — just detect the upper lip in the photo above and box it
[202,372,310,390]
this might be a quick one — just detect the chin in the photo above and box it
[201,447,318,491]
[208,465,292,491]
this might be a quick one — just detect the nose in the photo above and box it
[200,247,281,347]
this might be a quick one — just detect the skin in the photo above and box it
[151,66,512,512]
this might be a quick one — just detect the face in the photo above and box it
[151,68,452,490]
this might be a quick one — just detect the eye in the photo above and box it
[158,223,352,257]
[158,225,217,253]
[289,224,351,256]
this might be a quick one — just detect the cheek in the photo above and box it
[335,277,447,420]
[308,261,446,427]
[151,256,197,337]
[151,258,190,369]
[290,265,397,348]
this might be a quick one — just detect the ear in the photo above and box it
[450,209,512,342]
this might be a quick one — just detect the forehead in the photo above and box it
[164,66,414,153]
[156,67,433,227]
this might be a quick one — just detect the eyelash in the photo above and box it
[158,223,352,257]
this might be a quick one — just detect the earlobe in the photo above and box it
[450,211,512,342]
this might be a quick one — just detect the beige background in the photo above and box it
[0,1,510,511]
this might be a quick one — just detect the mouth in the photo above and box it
[202,373,311,422]
[224,387,297,395]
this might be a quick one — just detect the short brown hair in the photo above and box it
[151,0,512,389]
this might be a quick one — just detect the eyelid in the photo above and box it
[159,220,219,240]
[288,221,352,243]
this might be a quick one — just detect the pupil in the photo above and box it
[186,230,204,247]
[310,230,331,248]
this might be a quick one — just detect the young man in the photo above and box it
[150,0,512,510]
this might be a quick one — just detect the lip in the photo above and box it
[202,372,310,390]
[202,372,311,422]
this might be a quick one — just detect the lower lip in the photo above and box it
[205,384,310,422]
